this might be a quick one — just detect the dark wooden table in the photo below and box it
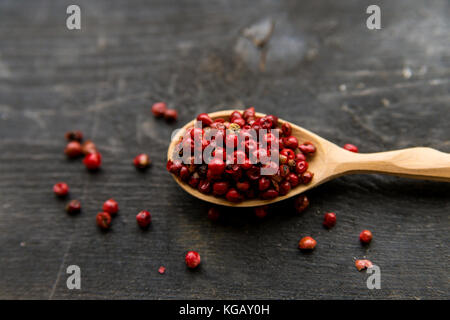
[0,0,449,299]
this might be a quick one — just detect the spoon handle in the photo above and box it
[336,147,450,182]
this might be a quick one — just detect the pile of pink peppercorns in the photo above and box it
[54,103,371,271]
[166,107,316,203]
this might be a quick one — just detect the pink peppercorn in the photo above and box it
[344,143,359,153]
[53,182,69,197]
[164,109,178,122]
[65,141,83,158]
[133,153,151,169]
[102,199,119,216]
[225,188,243,202]
[96,212,112,230]
[66,200,81,214]
[299,142,316,154]
[298,236,317,250]
[360,230,373,244]
[151,102,167,117]
[323,212,336,228]
[294,195,309,213]
[83,152,102,170]
[136,210,152,228]
[281,122,292,136]
[355,259,373,271]
[185,251,201,268]
[158,266,166,274]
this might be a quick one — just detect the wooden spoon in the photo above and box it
[167,110,450,207]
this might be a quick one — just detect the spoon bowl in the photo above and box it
[167,110,450,207]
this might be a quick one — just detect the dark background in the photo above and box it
[0,0,449,299]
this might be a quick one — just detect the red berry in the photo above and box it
[207,207,220,221]
[254,205,269,218]
[196,113,213,126]
[212,181,229,196]
[280,148,295,160]
[185,251,201,268]
[343,143,359,153]
[281,123,292,136]
[158,266,166,274]
[197,179,211,194]
[151,102,167,117]
[301,171,314,184]
[232,117,246,127]
[294,195,309,213]
[102,199,118,215]
[96,212,111,229]
[279,180,291,195]
[295,160,308,174]
[283,136,298,149]
[136,210,152,228]
[66,200,81,214]
[236,180,250,192]
[64,141,83,158]
[323,212,336,228]
[164,109,178,122]
[133,153,151,169]
[225,188,243,202]
[260,189,278,199]
[359,230,373,244]
[258,177,271,191]
[65,130,83,142]
[243,107,255,119]
[81,140,97,155]
[53,182,69,197]
[208,158,226,176]
[299,142,316,154]
[295,153,306,162]
[298,236,317,250]
[355,259,373,271]
[287,173,300,187]
[179,166,190,181]
[83,152,102,170]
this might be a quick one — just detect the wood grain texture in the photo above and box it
[0,0,449,299]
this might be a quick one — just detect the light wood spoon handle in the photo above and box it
[334,147,450,182]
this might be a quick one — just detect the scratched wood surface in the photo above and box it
[0,0,449,299]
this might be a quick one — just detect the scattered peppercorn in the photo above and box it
[359,230,373,244]
[207,207,220,221]
[102,199,119,215]
[83,152,102,170]
[66,200,81,214]
[294,195,309,213]
[96,212,112,229]
[136,210,152,228]
[158,266,166,274]
[64,141,83,158]
[164,109,178,122]
[81,140,97,155]
[133,153,151,169]
[151,102,167,118]
[53,182,69,197]
[185,251,201,269]
[65,130,83,142]
[323,212,336,228]
[254,205,268,218]
[355,259,373,271]
[298,236,317,251]
[343,143,359,153]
